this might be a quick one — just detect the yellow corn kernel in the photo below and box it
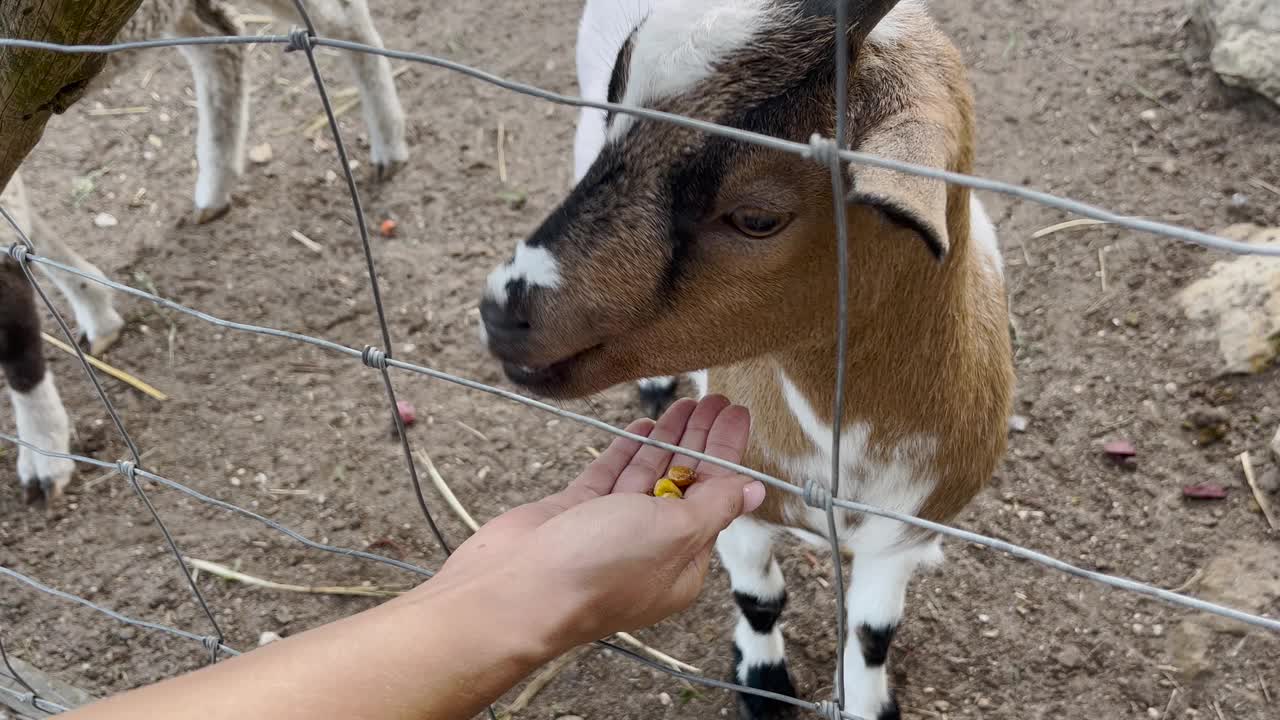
[667,466,697,488]
[653,478,684,499]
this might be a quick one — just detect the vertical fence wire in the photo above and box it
[286,1,452,557]
[824,1,854,709]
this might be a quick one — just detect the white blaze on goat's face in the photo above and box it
[480,0,968,399]
[484,241,563,307]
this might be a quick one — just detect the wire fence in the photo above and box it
[1,2,1278,718]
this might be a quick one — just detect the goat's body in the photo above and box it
[1,0,407,502]
[556,2,1013,718]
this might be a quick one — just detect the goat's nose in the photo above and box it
[479,297,532,345]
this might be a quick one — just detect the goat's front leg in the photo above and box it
[265,0,409,181]
[174,1,249,223]
[718,516,797,719]
[1,260,74,505]
[841,537,942,720]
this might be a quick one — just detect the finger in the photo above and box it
[614,398,698,494]
[681,471,758,543]
[693,404,752,479]
[665,395,731,476]
[565,418,656,501]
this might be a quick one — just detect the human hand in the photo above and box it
[427,395,765,650]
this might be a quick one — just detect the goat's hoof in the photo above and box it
[18,449,74,509]
[78,314,125,356]
[735,663,799,720]
[19,473,69,510]
[371,157,407,184]
[191,204,231,225]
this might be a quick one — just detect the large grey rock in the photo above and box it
[1191,0,1280,105]
[1178,224,1280,374]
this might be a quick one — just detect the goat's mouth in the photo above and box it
[498,344,604,396]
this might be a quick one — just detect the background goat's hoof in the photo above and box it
[77,310,125,356]
[636,376,679,419]
[370,157,408,184]
[18,457,73,509]
[190,203,232,225]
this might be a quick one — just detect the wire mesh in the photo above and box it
[1,3,1279,719]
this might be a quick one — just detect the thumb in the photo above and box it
[683,474,766,541]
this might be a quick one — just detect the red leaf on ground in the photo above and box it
[1182,483,1227,500]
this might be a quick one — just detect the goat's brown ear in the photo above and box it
[847,120,951,259]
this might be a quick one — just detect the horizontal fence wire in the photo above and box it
[1,13,1279,720]
[0,430,433,578]
[0,34,1277,259]
[0,436,869,719]
[0,564,240,658]
[5,247,1279,634]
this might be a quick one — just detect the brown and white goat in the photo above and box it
[480,1,1014,718]
[1,0,407,503]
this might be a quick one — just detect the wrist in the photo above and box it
[403,563,581,666]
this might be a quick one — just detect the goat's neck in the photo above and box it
[706,221,1011,526]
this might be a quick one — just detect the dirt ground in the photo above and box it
[2,0,1279,718]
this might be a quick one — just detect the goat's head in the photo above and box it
[481,0,972,399]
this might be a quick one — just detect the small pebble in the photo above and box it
[248,142,273,164]
[658,692,672,707]
[1009,415,1029,433]
[1148,708,1160,718]
[93,212,118,228]
[229,476,241,487]
[258,631,282,646]
[1103,440,1136,459]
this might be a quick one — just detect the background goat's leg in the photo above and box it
[175,0,249,223]
[0,259,75,504]
[717,516,797,720]
[3,173,123,355]
[264,0,408,181]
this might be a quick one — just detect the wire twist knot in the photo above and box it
[361,345,389,370]
[200,635,222,653]
[116,460,138,483]
[285,27,313,53]
[807,133,841,167]
[803,478,832,511]
[814,700,844,720]
[6,243,29,264]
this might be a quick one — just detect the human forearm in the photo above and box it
[66,567,569,720]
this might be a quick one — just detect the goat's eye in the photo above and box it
[726,207,789,238]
